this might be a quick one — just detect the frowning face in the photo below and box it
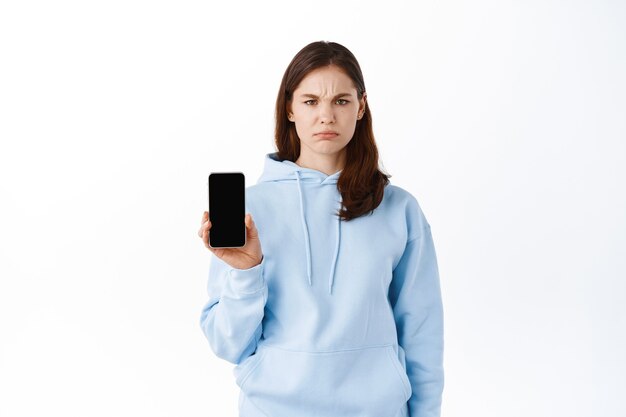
[288,65,366,164]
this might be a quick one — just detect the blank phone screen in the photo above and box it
[208,172,246,248]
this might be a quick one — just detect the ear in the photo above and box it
[286,103,294,121]
[358,92,367,119]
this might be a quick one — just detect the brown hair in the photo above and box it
[274,40,391,221]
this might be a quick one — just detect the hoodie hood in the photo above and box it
[257,152,342,294]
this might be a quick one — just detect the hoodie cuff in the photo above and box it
[223,256,266,297]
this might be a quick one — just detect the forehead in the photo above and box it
[294,65,356,94]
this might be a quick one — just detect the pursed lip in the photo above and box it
[315,130,339,136]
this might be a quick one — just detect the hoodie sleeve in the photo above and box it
[199,254,267,365]
[389,221,445,417]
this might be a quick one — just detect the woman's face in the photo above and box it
[288,65,366,162]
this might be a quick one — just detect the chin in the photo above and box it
[314,145,347,155]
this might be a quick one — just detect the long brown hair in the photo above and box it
[274,40,391,221]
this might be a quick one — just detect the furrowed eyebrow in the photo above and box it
[299,93,353,99]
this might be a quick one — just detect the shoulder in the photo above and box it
[244,182,282,213]
[383,184,422,213]
[245,182,271,197]
[383,184,431,240]
[384,183,416,204]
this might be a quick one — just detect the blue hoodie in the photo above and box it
[200,152,444,417]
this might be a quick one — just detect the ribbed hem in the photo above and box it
[223,256,266,297]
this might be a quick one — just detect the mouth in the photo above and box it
[315,131,339,139]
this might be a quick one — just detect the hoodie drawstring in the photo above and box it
[294,171,313,286]
[294,171,341,294]
[328,202,341,294]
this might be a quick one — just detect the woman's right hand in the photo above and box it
[198,211,264,270]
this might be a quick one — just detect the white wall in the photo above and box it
[1,1,624,416]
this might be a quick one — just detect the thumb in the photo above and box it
[245,213,259,239]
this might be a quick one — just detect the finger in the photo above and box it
[245,213,259,239]
[198,218,212,238]
[198,221,205,238]
[202,226,210,248]
[199,212,207,236]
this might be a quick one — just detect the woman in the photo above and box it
[198,40,444,417]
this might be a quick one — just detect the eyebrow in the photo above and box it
[299,93,353,99]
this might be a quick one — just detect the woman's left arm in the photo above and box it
[389,224,445,417]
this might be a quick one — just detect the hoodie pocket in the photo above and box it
[235,344,412,417]
[233,348,268,387]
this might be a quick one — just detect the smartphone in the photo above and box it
[208,172,246,248]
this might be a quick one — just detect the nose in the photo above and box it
[318,102,335,124]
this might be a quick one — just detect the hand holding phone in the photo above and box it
[198,173,263,270]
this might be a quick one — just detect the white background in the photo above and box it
[1,1,624,416]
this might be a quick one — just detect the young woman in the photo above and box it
[198,40,444,417]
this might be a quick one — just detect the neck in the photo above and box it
[295,150,345,176]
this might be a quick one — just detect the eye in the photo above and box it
[336,99,349,105]
[304,99,317,105]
